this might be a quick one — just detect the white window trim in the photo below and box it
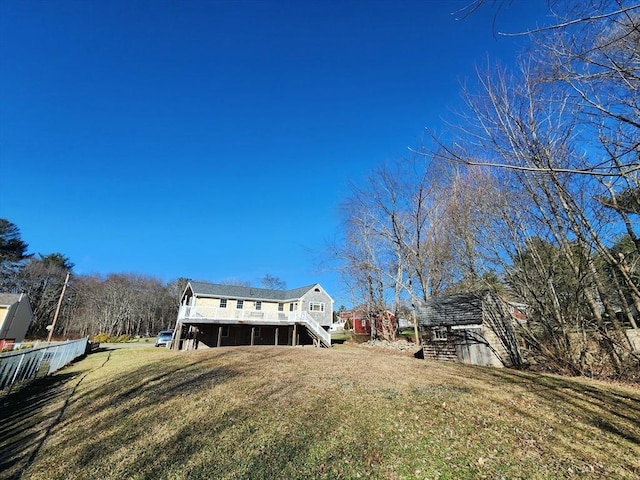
[432,326,447,341]
[309,301,325,312]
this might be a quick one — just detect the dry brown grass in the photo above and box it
[1,344,639,479]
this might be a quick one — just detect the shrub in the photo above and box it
[92,333,133,343]
[92,333,110,344]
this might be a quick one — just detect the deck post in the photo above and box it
[217,326,222,347]
[275,327,279,346]
[251,327,255,346]
[292,323,297,346]
[172,322,183,350]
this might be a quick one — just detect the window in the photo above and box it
[289,303,294,312]
[432,327,447,341]
[255,301,262,310]
[309,302,325,312]
[236,299,244,309]
[219,299,227,308]
[361,319,367,328]
[278,303,284,311]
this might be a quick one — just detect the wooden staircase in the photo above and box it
[299,312,331,348]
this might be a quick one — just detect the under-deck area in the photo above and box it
[175,322,318,350]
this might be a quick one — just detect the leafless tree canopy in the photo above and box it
[336,0,639,380]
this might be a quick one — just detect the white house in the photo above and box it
[173,281,333,350]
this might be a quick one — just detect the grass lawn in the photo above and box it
[1,344,639,479]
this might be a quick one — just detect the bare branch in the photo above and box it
[499,4,640,36]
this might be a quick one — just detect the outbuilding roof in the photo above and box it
[416,292,485,327]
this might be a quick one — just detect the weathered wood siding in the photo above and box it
[422,342,458,362]
[626,329,640,352]
[417,292,520,368]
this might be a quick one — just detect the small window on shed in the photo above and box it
[432,327,447,341]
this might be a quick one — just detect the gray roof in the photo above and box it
[0,293,21,306]
[416,292,486,327]
[188,281,321,302]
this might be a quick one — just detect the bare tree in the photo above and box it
[427,4,640,377]
[260,274,287,290]
[335,156,504,341]
[18,254,73,337]
[67,273,179,338]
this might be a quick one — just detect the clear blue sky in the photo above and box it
[0,0,550,307]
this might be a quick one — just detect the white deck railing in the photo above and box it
[178,305,331,347]
[179,305,296,323]
[298,311,331,347]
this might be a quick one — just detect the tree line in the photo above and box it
[335,0,639,380]
[0,219,291,341]
[0,219,184,339]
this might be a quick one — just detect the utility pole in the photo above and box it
[47,271,70,343]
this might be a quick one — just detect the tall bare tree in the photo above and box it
[426,0,640,378]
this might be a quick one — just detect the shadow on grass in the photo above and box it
[482,368,640,445]
[20,347,358,479]
[33,351,241,473]
[109,382,350,480]
[0,371,82,480]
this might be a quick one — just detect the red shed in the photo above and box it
[339,309,396,336]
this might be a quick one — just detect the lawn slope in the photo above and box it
[2,345,639,479]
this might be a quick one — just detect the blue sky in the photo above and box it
[0,0,550,307]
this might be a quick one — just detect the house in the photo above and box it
[338,308,396,336]
[0,293,34,350]
[339,309,368,335]
[172,281,333,350]
[415,291,521,368]
[329,321,346,333]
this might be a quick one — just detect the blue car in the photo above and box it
[155,329,174,347]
